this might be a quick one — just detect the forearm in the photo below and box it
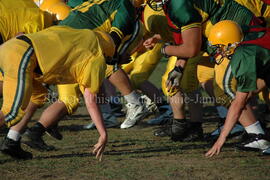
[165,44,200,59]
[164,27,202,58]
[84,89,107,137]
[220,100,245,138]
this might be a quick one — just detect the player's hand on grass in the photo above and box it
[93,135,107,161]
[166,66,183,92]
[205,136,226,157]
[143,34,162,49]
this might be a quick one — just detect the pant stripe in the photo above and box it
[5,47,34,123]
[223,65,235,99]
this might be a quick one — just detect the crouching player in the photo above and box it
[206,20,270,157]
[0,26,113,160]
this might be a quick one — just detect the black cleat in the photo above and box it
[23,123,56,151]
[153,118,173,137]
[0,137,32,160]
[171,120,188,141]
[181,126,204,142]
[46,125,63,140]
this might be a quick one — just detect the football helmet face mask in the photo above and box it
[208,20,243,65]
[147,0,168,11]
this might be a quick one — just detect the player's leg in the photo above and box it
[0,38,36,159]
[23,84,78,151]
[102,79,124,117]
[107,67,149,129]
[214,58,270,151]
[128,43,164,113]
[155,55,204,141]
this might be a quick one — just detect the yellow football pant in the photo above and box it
[0,38,38,127]
[122,43,163,89]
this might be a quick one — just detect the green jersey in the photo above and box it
[164,0,262,44]
[230,27,270,92]
[67,0,88,8]
[60,0,136,39]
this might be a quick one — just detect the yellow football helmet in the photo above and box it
[40,0,63,11]
[208,20,243,64]
[48,2,71,21]
[147,0,168,11]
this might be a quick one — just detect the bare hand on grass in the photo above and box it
[92,135,107,161]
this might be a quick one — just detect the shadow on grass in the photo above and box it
[33,142,239,160]
[0,158,20,164]
[57,124,121,132]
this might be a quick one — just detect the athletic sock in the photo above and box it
[245,121,265,135]
[124,91,141,105]
[7,129,21,141]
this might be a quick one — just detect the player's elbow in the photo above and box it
[188,49,200,58]
[184,47,200,58]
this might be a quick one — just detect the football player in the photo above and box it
[205,20,270,156]
[0,26,113,160]
[143,0,270,143]
[22,0,148,152]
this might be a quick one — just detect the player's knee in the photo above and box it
[59,96,80,115]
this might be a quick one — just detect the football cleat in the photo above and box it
[120,103,148,129]
[153,118,173,137]
[23,129,55,152]
[262,147,270,155]
[235,133,270,151]
[170,120,188,141]
[46,125,63,140]
[0,137,32,160]
[140,95,159,116]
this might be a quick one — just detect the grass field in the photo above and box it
[1,61,270,180]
